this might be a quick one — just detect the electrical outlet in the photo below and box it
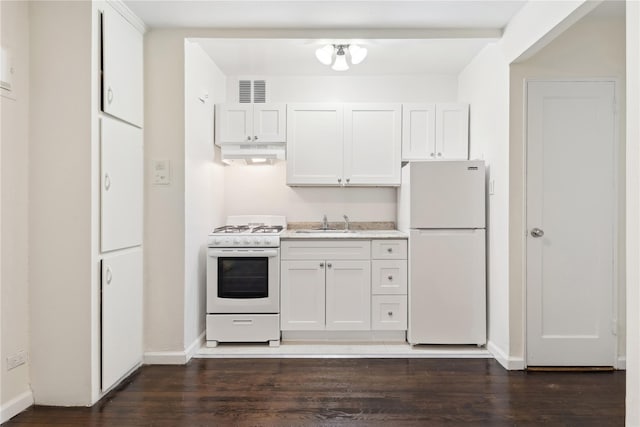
[7,350,28,371]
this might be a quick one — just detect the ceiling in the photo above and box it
[122,0,528,76]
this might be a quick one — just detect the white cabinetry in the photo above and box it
[101,4,143,127]
[100,117,143,252]
[287,103,401,186]
[216,103,286,144]
[402,103,469,161]
[280,240,371,331]
[371,240,407,330]
[101,249,143,391]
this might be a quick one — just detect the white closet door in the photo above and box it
[102,249,143,391]
[101,117,143,252]
[102,3,143,127]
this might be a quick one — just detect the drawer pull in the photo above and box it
[387,248,393,253]
[232,319,254,325]
[327,263,332,268]
[388,311,393,316]
[320,263,324,268]
[387,275,393,281]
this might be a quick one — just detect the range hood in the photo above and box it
[220,144,286,165]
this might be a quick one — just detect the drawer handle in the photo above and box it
[327,263,332,268]
[388,311,393,317]
[387,248,393,253]
[387,275,393,281]
[232,319,253,325]
[320,263,324,268]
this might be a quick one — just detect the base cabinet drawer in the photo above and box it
[372,260,407,294]
[372,295,407,330]
[371,239,407,259]
[206,314,280,342]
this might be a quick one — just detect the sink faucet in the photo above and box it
[322,214,328,230]
[343,215,350,231]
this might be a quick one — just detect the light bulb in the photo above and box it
[250,158,267,163]
[349,44,368,65]
[315,44,334,65]
[332,48,349,71]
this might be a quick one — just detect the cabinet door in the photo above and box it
[253,103,286,143]
[216,104,253,144]
[344,104,401,185]
[402,103,436,160]
[102,249,143,391]
[102,4,143,127]
[326,260,371,330]
[286,104,344,185]
[281,260,326,330]
[435,103,469,160]
[101,117,143,252]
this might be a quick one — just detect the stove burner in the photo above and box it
[252,225,284,234]
[213,225,251,233]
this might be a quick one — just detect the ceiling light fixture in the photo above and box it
[316,44,367,71]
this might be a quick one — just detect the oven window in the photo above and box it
[218,257,269,299]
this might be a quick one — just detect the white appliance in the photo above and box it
[398,160,486,345]
[206,215,286,347]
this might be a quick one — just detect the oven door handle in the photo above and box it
[208,248,279,258]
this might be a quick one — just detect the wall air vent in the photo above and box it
[253,80,266,103]
[239,80,251,103]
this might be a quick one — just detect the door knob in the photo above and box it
[531,228,545,238]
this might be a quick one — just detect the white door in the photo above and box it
[100,117,143,252]
[102,249,143,390]
[280,260,326,330]
[326,260,371,330]
[286,104,344,185]
[408,229,486,345]
[343,104,402,185]
[253,103,286,143]
[402,103,436,160]
[216,104,253,144]
[435,103,469,160]
[526,80,616,366]
[101,3,143,127]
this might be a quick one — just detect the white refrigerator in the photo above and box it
[398,160,486,345]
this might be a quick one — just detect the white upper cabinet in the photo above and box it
[286,104,344,185]
[344,104,402,186]
[402,103,469,161]
[287,103,401,186]
[100,117,143,252]
[101,3,143,128]
[216,103,286,144]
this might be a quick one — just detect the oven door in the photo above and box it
[206,247,279,314]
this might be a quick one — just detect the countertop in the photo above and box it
[281,229,408,239]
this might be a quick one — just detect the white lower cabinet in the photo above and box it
[281,239,406,334]
[101,249,143,391]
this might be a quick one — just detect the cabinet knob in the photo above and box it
[320,263,324,268]
[388,311,393,317]
[387,248,393,253]
[246,136,251,141]
[254,136,258,141]
[327,263,332,268]
[105,267,113,285]
[338,178,342,184]
[107,87,113,104]
[430,153,435,157]
[437,152,442,157]
[104,173,111,191]
[346,178,350,184]
[387,275,393,281]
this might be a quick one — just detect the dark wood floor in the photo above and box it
[6,358,625,426]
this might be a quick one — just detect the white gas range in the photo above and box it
[205,215,286,348]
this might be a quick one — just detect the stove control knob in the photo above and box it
[243,237,251,245]
[214,238,222,245]
[233,238,240,245]
[254,238,261,245]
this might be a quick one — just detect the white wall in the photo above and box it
[626,0,640,423]
[0,0,33,420]
[509,9,627,364]
[458,43,512,366]
[183,40,226,351]
[222,74,458,222]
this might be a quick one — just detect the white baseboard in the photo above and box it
[617,356,626,370]
[0,390,34,424]
[144,332,205,365]
[487,340,525,370]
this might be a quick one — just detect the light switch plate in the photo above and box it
[153,159,170,185]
